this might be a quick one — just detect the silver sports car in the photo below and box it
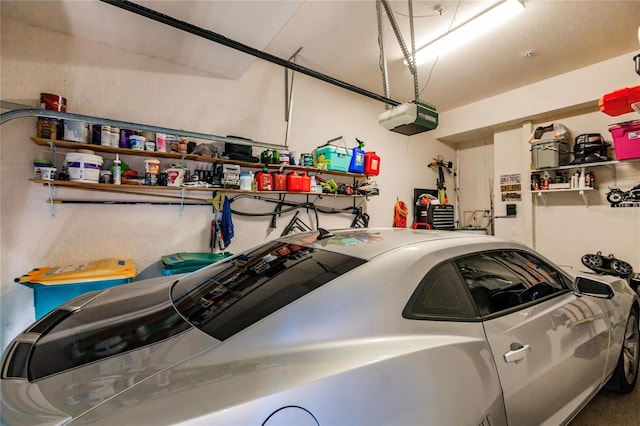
[2,228,639,425]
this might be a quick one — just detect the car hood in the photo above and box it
[1,276,218,425]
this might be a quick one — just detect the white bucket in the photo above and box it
[65,152,104,182]
[129,135,146,150]
[165,167,186,187]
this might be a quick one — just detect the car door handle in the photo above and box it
[503,343,530,363]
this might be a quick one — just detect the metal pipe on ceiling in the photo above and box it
[100,0,401,107]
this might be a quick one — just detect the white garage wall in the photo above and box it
[0,17,456,350]
[455,139,494,229]
[530,112,640,273]
[441,53,640,274]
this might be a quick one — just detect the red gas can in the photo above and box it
[256,171,273,191]
[364,151,380,176]
[286,172,303,191]
[301,173,311,192]
[273,173,287,191]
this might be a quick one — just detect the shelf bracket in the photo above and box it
[579,189,589,207]
[178,189,186,216]
[47,141,58,169]
[536,191,549,208]
[48,182,57,217]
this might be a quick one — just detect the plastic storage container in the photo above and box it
[364,151,381,175]
[256,171,273,191]
[273,173,287,191]
[349,145,365,173]
[599,86,640,117]
[300,173,311,192]
[530,139,570,168]
[160,252,232,276]
[286,172,303,191]
[609,120,640,160]
[15,258,136,319]
[65,152,104,182]
[315,141,352,172]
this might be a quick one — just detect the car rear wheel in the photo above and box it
[606,309,639,393]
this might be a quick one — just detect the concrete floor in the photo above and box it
[570,383,640,425]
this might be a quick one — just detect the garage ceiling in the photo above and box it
[2,0,639,112]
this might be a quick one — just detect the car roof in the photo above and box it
[278,228,513,261]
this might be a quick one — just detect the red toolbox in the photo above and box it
[600,86,640,116]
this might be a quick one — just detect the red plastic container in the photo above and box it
[609,120,640,160]
[364,152,380,176]
[286,172,303,191]
[599,86,640,117]
[301,173,311,192]
[273,173,287,191]
[256,171,273,191]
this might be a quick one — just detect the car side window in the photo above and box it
[403,262,477,320]
[456,250,567,316]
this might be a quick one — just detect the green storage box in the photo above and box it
[160,252,232,275]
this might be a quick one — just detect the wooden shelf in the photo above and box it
[30,179,368,198]
[31,137,367,178]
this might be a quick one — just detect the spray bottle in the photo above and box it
[113,153,122,185]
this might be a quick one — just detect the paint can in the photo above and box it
[301,153,314,167]
[63,120,90,143]
[129,135,146,150]
[36,118,60,140]
[40,93,66,112]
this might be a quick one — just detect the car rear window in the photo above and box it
[172,241,365,340]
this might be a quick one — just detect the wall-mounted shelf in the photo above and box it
[1,102,284,150]
[3,103,376,221]
[531,187,595,208]
[30,179,367,198]
[531,160,620,173]
[31,137,367,179]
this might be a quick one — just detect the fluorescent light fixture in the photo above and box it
[414,0,525,65]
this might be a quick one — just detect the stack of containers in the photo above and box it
[15,258,136,320]
[36,93,66,140]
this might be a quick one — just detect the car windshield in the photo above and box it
[171,240,366,341]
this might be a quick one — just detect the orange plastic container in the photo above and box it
[364,151,381,176]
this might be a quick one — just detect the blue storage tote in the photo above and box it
[16,258,136,319]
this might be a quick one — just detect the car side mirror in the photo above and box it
[574,277,615,299]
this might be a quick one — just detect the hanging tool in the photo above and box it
[429,156,453,204]
[350,207,370,228]
[281,211,313,236]
[393,199,408,228]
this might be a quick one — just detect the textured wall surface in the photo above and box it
[0,17,453,349]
